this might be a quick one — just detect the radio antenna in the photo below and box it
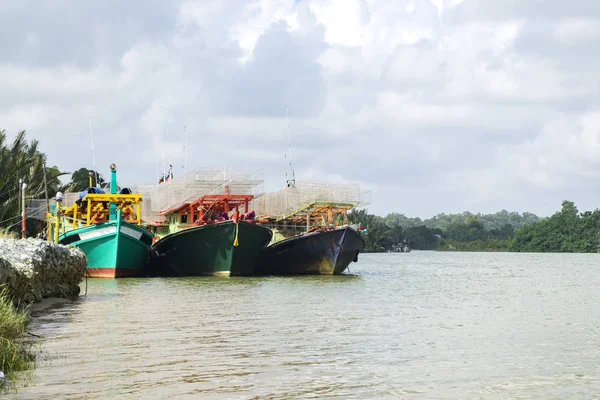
[89,118,100,187]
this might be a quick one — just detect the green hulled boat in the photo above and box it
[152,220,272,276]
[47,164,152,278]
[149,190,272,276]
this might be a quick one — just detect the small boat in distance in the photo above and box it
[391,238,411,252]
[47,164,153,278]
[150,187,273,277]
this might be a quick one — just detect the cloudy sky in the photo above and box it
[1,0,599,218]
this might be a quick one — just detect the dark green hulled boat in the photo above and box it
[258,226,366,275]
[152,220,272,276]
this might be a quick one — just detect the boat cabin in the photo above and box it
[46,189,143,241]
[150,187,258,237]
[260,201,356,244]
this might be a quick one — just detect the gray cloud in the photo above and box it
[1,0,600,218]
[446,0,600,22]
[0,1,181,68]
[224,21,327,117]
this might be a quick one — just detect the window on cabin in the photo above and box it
[181,214,188,224]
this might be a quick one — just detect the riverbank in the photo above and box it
[0,238,87,389]
[0,287,30,388]
[0,238,87,304]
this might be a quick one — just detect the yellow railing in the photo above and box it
[46,193,143,242]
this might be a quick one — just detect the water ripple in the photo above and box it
[6,252,600,399]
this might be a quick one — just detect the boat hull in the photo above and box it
[258,227,366,275]
[152,221,273,277]
[59,221,152,278]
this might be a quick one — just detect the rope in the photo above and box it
[191,200,220,227]
[1,204,48,229]
[0,168,61,198]
[233,220,239,247]
[0,214,20,226]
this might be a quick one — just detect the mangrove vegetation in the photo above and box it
[349,201,600,253]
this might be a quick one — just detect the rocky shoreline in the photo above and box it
[0,238,87,304]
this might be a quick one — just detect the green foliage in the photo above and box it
[438,238,513,252]
[404,225,440,250]
[511,200,600,253]
[352,206,543,252]
[0,130,68,233]
[0,287,31,382]
[415,210,540,231]
[61,167,105,192]
[383,213,423,229]
[348,209,391,252]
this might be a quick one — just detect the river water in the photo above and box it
[7,252,600,399]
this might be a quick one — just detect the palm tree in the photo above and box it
[0,130,67,234]
[348,208,391,252]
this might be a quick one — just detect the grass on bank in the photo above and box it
[0,229,17,239]
[0,286,32,387]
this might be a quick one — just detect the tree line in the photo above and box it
[349,201,600,253]
[3,130,599,253]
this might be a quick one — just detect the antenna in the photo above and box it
[89,118,100,187]
[167,126,172,167]
[184,126,188,175]
[156,159,160,183]
[184,106,188,174]
[286,107,295,186]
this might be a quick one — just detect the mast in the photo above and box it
[43,162,49,212]
[89,119,100,187]
[156,159,160,183]
[166,127,173,181]
[285,107,295,186]
[184,124,188,175]
[21,182,27,238]
[18,178,22,229]
[109,164,117,220]
[184,105,188,175]
[167,127,172,180]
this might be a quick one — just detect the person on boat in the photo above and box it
[246,210,255,221]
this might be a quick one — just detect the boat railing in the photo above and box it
[46,193,144,240]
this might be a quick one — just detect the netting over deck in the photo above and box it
[131,168,264,223]
[26,173,369,226]
[27,193,83,221]
[254,181,371,220]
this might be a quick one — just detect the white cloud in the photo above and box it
[1,0,599,218]
[555,18,600,43]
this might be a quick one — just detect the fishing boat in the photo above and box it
[391,241,411,253]
[258,224,366,275]
[254,109,367,275]
[46,164,153,278]
[150,187,273,277]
